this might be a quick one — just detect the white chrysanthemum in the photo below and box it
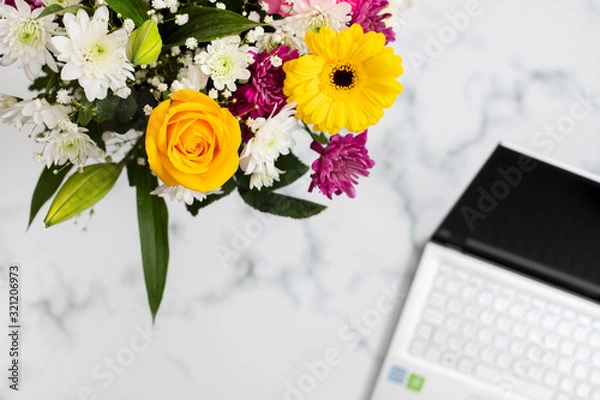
[21,98,72,129]
[196,36,252,91]
[151,184,222,205]
[51,7,134,101]
[0,97,71,130]
[275,0,351,39]
[256,28,304,53]
[39,121,102,168]
[249,162,283,190]
[0,94,25,127]
[239,103,302,190]
[0,0,58,80]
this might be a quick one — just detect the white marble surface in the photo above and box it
[2,0,600,399]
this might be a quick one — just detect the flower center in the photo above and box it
[330,64,356,90]
[84,43,107,63]
[16,19,43,47]
[212,56,233,77]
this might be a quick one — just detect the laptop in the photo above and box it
[371,143,600,400]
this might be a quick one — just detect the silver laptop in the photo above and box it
[371,144,600,400]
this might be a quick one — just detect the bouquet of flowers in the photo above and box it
[0,0,405,319]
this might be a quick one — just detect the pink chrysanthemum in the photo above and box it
[229,45,299,120]
[345,0,395,44]
[308,131,375,199]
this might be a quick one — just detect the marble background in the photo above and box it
[2,0,600,399]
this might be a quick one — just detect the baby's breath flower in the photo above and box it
[56,89,72,105]
[123,19,135,34]
[143,104,153,116]
[152,0,167,9]
[216,2,225,9]
[248,11,261,22]
[114,87,131,98]
[185,37,198,50]
[208,89,218,99]
[175,13,189,25]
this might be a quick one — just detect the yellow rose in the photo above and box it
[145,90,241,192]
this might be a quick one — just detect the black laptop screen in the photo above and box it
[434,145,600,299]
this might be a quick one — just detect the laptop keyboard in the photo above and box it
[408,262,600,400]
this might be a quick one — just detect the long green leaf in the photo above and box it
[44,164,122,227]
[29,163,73,228]
[134,164,169,321]
[162,6,262,47]
[105,0,150,27]
[239,188,326,219]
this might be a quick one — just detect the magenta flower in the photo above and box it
[345,0,395,44]
[229,45,299,120]
[308,131,375,199]
[4,0,44,9]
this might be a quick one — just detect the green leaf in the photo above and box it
[239,188,326,219]
[162,6,262,47]
[134,163,169,321]
[78,107,93,126]
[37,3,63,18]
[93,98,114,123]
[44,164,122,227]
[37,4,91,18]
[105,0,150,27]
[269,152,309,190]
[114,94,138,124]
[186,177,236,216]
[29,163,73,228]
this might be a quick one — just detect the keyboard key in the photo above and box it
[543,370,560,387]
[463,341,479,358]
[415,323,434,340]
[457,357,475,374]
[424,345,441,362]
[428,292,447,307]
[447,335,463,352]
[576,381,592,398]
[445,315,461,332]
[556,320,573,336]
[440,351,458,368]
[573,362,589,380]
[432,330,448,346]
[557,356,574,374]
[480,346,496,364]
[422,307,445,325]
[409,339,427,356]
[575,344,592,362]
[590,367,600,385]
[560,375,576,392]
[573,326,590,342]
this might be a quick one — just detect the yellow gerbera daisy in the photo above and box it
[283,24,403,134]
